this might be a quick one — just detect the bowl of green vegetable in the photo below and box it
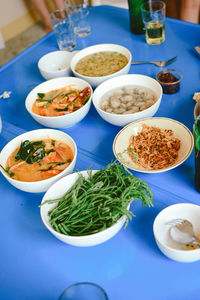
[40,162,153,247]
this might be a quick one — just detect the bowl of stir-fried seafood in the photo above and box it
[25,77,93,128]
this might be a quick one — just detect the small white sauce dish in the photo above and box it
[70,43,132,87]
[0,129,77,193]
[25,77,93,129]
[40,170,128,246]
[153,203,200,262]
[93,74,162,127]
[38,51,75,81]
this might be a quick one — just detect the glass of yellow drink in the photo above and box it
[141,1,166,45]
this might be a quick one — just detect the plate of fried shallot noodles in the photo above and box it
[113,117,194,173]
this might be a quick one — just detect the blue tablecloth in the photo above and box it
[0,5,200,300]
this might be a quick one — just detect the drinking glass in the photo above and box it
[141,1,166,45]
[65,0,91,37]
[58,282,109,300]
[50,8,76,51]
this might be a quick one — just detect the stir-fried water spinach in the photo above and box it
[42,162,153,236]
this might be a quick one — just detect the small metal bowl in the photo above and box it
[156,68,183,94]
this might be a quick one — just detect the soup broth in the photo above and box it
[75,51,128,77]
[5,138,73,182]
[100,85,157,115]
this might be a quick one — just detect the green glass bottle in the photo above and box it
[194,116,200,192]
[128,0,145,34]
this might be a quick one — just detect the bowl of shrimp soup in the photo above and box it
[70,44,132,87]
[92,74,163,127]
[25,77,93,129]
[0,129,77,193]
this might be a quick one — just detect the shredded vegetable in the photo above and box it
[41,162,153,236]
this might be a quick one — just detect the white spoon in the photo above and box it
[168,219,200,246]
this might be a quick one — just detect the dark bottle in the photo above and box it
[128,0,145,34]
[194,116,200,192]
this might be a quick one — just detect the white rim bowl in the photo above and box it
[25,77,93,129]
[38,51,75,80]
[113,117,194,173]
[153,203,200,262]
[0,129,77,193]
[92,74,163,127]
[40,170,128,246]
[70,43,132,87]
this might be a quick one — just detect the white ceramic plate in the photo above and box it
[113,117,194,173]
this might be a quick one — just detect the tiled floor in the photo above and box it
[0,1,128,67]
[0,21,46,67]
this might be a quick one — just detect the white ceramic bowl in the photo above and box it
[153,203,200,262]
[113,117,194,173]
[70,44,132,87]
[0,129,77,193]
[25,77,93,129]
[38,51,75,80]
[92,74,162,127]
[40,170,128,246]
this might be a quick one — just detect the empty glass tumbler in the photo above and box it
[65,0,91,37]
[58,282,109,300]
[50,8,76,51]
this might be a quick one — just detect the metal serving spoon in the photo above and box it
[131,56,177,67]
[168,219,200,247]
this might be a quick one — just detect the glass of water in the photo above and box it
[50,8,76,51]
[58,282,109,300]
[65,0,91,37]
[141,1,166,45]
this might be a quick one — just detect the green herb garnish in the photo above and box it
[83,94,90,105]
[47,159,72,165]
[64,91,77,96]
[128,149,138,163]
[15,140,46,164]
[36,92,63,107]
[54,106,69,112]
[45,100,53,108]
[37,93,45,98]
[39,166,53,172]
[0,165,14,177]
[41,161,153,236]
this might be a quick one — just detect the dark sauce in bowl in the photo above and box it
[156,68,183,94]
